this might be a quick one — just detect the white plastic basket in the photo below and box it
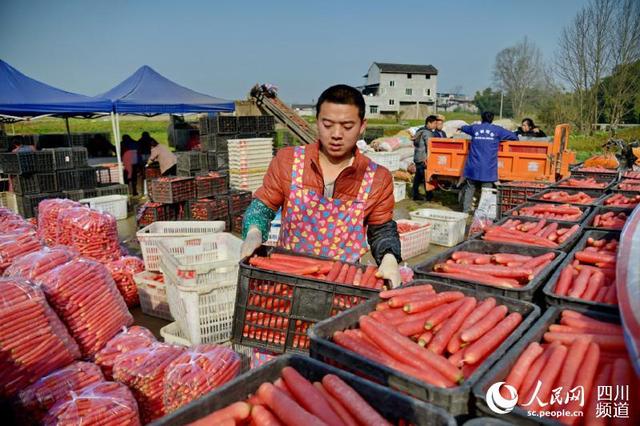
[365,151,401,171]
[0,191,17,212]
[408,208,468,247]
[397,219,431,260]
[79,195,128,220]
[133,270,173,320]
[158,233,243,345]
[227,138,274,148]
[394,181,406,202]
[136,221,226,271]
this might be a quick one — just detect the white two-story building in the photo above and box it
[359,62,438,119]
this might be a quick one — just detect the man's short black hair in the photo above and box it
[425,115,438,125]
[481,111,495,123]
[316,85,366,121]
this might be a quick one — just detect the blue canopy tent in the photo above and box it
[97,65,235,183]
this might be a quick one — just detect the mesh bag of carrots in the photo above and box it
[190,366,403,425]
[36,258,133,357]
[2,219,36,234]
[104,256,144,307]
[37,199,81,246]
[60,208,121,263]
[112,342,186,423]
[0,232,43,274]
[163,344,241,413]
[0,207,21,222]
[3,246,77,281]
[94,326,156,380]
[16,361,105,423]
[43,381,140,426]
[496,309,638,421]
[0,278,81,398]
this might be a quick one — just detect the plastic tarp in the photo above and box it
[98,65,235,115]
[0,59,112,117]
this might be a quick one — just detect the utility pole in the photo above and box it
[499,92,504,119]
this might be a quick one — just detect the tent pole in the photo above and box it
[64,117,72,147]
[110,112,124,185]
[115,112,124,185]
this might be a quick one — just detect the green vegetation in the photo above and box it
[569,127,640,162]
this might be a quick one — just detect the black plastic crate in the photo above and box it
[49,148,73,170]
[136,202,180,228]
[56,170,79,190]
[599,191,640,208]
[94,166,114,185]
[10,174,39,195]
[77,168,97,189]
[256,115,275,133]
[472,216,583,252]
[551,176,616,192]
[36,173,57,193]
[308,280,540,417]
[496,181,551,218]
[16,192,62,218]
[34,150,56,172]
[503,202,591,224]
[237,116,258,133]
[83,188,98,199]
[198,116,210,135]
[195,173,228,198]
[570,164,622,181]
[225,189,252,215]
[152,354,456,426]
[232,245,385,354]
[97,184,128,197]
[199,134,216,152]
[527,188,607,207]
[473,306,620,425]
[622,170,640,180]
[71,147,88,167]
[204,115,237,135]
[0,135,8,152]
[176,151,207,171]
[187,198,228,221]
[62,189,84,202]
[584,205,633,232]
[1,152,37,174]
[207,151,228,171]
[413,240,565,301]
[613,179,640,193]
[543,230,621,314]
[151,177,196,203]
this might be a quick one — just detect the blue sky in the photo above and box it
[0,0,589,104]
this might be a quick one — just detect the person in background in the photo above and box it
[412,115,437,201]
[433,114,448,138]
[240,84,402,287]
[146,140,177,176]
[120,135,139,196]
[515,118,546,138]
[11,137,35,153]
[137,132,155,164]
[457,111,518,213]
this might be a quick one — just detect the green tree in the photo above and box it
[473,88,513,117]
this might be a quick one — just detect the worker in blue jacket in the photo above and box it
[457,111,518,213]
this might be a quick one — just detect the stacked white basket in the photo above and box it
[227,138,274,193]
[157,233,243,345]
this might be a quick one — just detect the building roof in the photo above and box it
[370,62,438,76]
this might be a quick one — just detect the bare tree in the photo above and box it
[493,37,543,118]
[603,0,640,127]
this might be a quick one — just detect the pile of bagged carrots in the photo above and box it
[482,219,579,248]
[499,310,636,422]
[510,203,586,221]
[537,190,596,204]
[332,285,522,388]
[557,177,610,189]
[591,210,629,230]
[429,251,557,289]
[248,253,384,289]
[602,193,640,207]
[189,367,396,426]
[552,236,618,304]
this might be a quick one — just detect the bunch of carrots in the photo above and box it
[482,219,580,248]
[428,251,557,289]
[618,179,640,192]
[188,367,401,426]
[553,237,619,304]
[558,177,610,189]
[248,253,383,289]
[511,203,586,221]
[498,310,636,423]
[591,211,628,230]
[332,285,522,388]
[602,193,640,208]
[623,170,640,179]
[538,190,596,205]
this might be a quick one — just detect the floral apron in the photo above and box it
[278,146,377,262]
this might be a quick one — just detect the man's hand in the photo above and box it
[240,226,263,259]
[375,253,401,288]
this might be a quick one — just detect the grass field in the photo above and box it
[5,115,639,162]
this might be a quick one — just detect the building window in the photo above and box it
[407,73,412,79]
[425,74,431,79]
[370,105,378,114]
[405,88,412,96]
[425,89,431,96]
[389,99,395,106]
[389,80,395,87]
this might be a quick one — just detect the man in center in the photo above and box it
[240,84,402,287]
